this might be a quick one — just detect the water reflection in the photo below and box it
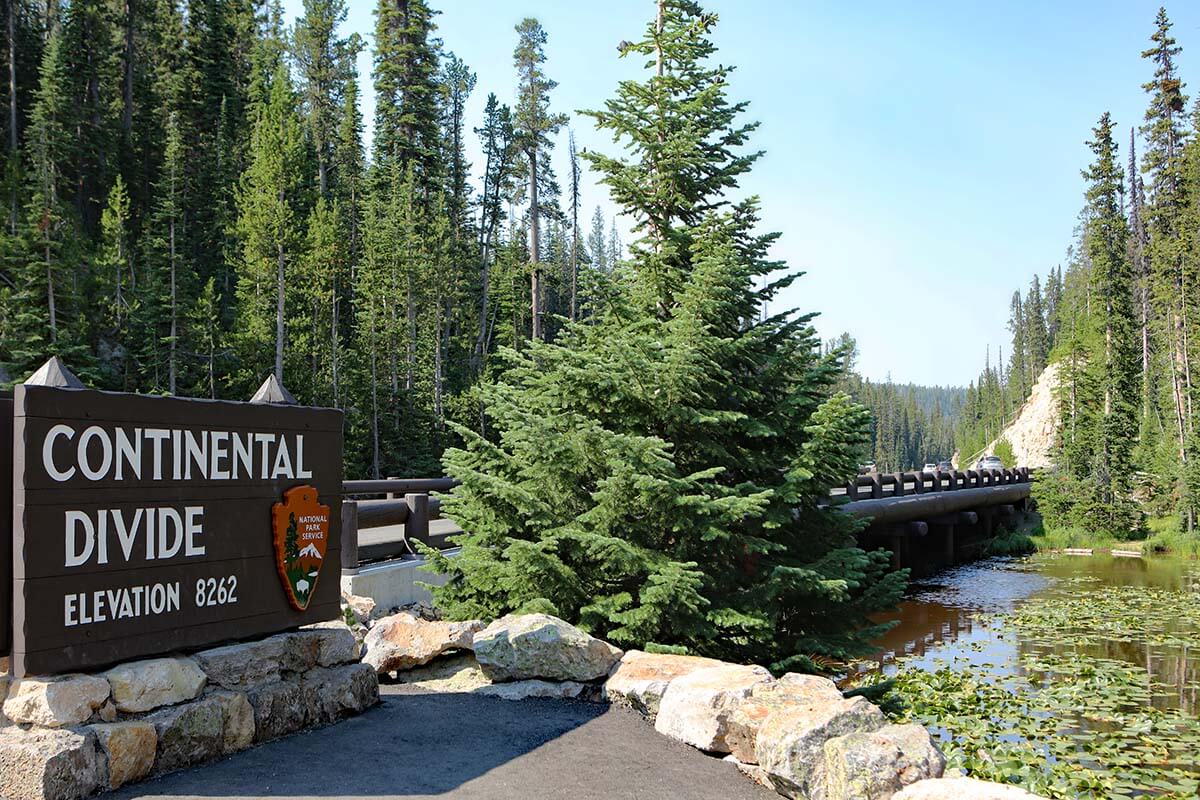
[859,554,1200,715]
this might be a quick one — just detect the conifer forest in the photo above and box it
[0,0,628,480]
[977,9,1200,541]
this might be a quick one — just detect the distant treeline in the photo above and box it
[826,334,963,472]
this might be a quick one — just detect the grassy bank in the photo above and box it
[989,511,1200,558]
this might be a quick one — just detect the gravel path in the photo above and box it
[110,686,774,799]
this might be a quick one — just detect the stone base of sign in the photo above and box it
[340,548,457,611]
[0,622,376,800]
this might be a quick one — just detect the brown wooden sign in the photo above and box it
[1,391,12,657]
[10,384,344,677]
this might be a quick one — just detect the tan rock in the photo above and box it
[755,696,886,799]
[603,650,723,720]
[3,674,110,727]
[293,623,361,667]
[363,612,483,673]
[195,636,286,691]
[473,614,623,682]
[341,592,377,626]
[105,657,206,713]
[813,723,945,800]
[147,695,225,774]
[892,777,1048,800]
[247,680,308,743]
[91,721,156,790]
[726,673,845,764]
[209,690,255,753]
[653,663,773,752]
[0,727,104,800]
[299,663,379,724]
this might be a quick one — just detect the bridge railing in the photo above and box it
[835,467,1031,502]
[340,477,459,571]
[338,468,1032,570]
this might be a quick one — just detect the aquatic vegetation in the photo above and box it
[866,570,1200,799]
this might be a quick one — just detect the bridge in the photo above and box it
[338,468,1033,591]
[837,467,1033,572]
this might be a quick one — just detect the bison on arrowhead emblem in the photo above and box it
[272,485,330,611]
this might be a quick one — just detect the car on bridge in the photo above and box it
[921,463,938,473]
[936,460,953,472]
[975,455,1004,471]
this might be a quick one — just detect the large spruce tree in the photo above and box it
[428,0,905,670]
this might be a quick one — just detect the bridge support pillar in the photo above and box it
[942,524,955,565]
[889,534,904,570]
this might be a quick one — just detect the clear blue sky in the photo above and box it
[282,0,1200,387]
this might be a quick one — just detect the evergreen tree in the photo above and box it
[512,17,566,341]
[234,61,309,388]
[429,0,905,670]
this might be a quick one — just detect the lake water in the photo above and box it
[856,554,1200,797]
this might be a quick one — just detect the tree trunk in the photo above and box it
[275,241,285,382]
[529,147,541,341]
[168,215,176,395]
[7,0,16,232]
[121,0,133,139]
[331,274,339,407]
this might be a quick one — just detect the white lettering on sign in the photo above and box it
[62,506,207,568]
[63,581,182,626]
[41,426,311,483]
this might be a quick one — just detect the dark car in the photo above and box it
[937,460,953,472]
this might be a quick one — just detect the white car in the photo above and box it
[975,455,1004,471]
[922,463,938,473]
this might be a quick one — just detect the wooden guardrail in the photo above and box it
[340,477,459,571]
[339,468,1033,570]
[837,467,1031,502]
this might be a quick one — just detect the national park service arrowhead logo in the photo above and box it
[272,485,330,611]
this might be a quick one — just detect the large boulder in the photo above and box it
[146,695,226,774]
[300,663,380,723]
[603,650,723,720]
[246,680,308,743]
[755,696,886,798]
[104,657,206,713]
[473,614,622,682]
[195,637,287,691]
[3,674,110,727]
[209,691,256,754]
[813,723,945,800]
[291,624,361,668]
[892,777,1048,800]
[653,663,773,752]
[726,673,845,764]
[0,727,105,800]
[90,721,157,790]
[363,612,483,673]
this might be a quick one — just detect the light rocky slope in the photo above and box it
[961,362,1059,469]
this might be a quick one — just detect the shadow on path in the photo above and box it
[111,689,773,799]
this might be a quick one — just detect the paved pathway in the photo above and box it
[112,686,774,799]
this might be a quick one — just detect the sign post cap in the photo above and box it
[24,356,85,388]
[250,374,297,405]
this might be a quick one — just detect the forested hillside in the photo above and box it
[973,9,1200,539]
[826,335,962,471]
[0,0,622,478]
